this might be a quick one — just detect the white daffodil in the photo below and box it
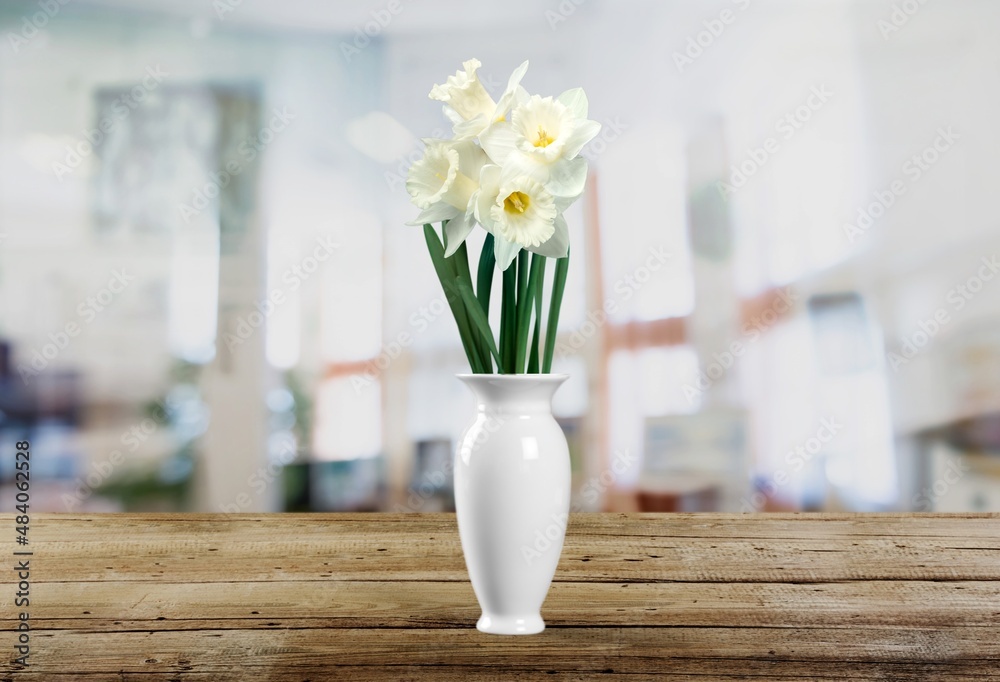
[479,89,601,197]
[474,164,573,270]
[429,59,530,140]
[406,139,488,256]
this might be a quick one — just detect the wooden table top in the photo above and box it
[2,512,999,680]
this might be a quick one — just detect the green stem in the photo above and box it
[516,254,544,374]
[542,247,569,373]
[527,257,546,374]
[516,250,528,313]
[500,263,517,374]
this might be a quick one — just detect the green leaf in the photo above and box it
[516,254,544,374]
[527,257,546,374]
[542,246,569,373]
[477,234,495,318]
[452,240,490,373]
[456,278,504,370]
[423,223,484,374]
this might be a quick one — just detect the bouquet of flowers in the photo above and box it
[406,59,601,374]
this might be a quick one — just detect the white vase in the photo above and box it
[453,373,571,635]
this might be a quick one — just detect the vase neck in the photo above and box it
[457,374,567,415]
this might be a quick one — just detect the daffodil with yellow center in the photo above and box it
[406,139,488,256]
[479,89,601,198]
[474,164,571,270]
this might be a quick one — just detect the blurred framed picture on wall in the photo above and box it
[640,409,748,512]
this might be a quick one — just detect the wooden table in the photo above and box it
[2,513,999,680]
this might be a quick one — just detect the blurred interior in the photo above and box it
[3,0,1000,513]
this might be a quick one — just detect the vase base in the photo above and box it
[476,613,545,635]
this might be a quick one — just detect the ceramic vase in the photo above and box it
[453,374,570,635]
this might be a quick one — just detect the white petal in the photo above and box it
[443,106,463,126]
[479,163,502,190]
[507,60,529,93]
[527,214,569,259]
[407,202,459,226]
[493,60,530,119]
[562,119,602,159]
[430,59,496,121]
[475,164,502,227]
[501,149,549,186]
[512,85,529,107]
[545,157,588,198]
[443,211,476,257]
[557,88,589,118]
[406,140,459,208]
[455,139,488,177]
[452,113,488,140]
[554,193,580,214]
[479,122,520,165]
[493,233,521,271]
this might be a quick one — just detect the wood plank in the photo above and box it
[4,664,999,681]
[6,628,1000,677]
[7,514,1000,584]
[1,513,998,680]
[3,580,998,629]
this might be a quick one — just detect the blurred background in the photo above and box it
[2,0,999,514]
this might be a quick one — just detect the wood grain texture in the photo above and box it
[2,513,999,680]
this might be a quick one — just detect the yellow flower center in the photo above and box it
[533,125,555,148]
[503,191,531,215]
